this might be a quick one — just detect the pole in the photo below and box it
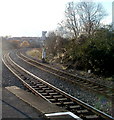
[42,31,47,63]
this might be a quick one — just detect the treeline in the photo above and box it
[45,1,114,77]
[2,38,41,50]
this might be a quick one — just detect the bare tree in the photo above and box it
[63,2,81,38]
[77,1,107,36]
[45,31,57,55]
[45,31,69,56]
[58,1,107,38]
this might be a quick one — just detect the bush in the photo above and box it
[65,27,114,76]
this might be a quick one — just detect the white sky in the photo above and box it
[0,0,113,37]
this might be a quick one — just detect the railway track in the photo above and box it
[17,51,113,99]
[2,52,114,120]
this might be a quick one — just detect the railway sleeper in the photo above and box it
[83,82,90,85]
[24,74,31,78]
[49,92,59,95]
[64,103,79,110]
[38,85,47,88]
[34,82,42,85]
[98,88,105,91]
[78,110,96,116]
[29,81,36,85]
[75,79,80,82]
[86,84,94,87]
[63,101,74,105]
[107,93,113,96]
[105,89,112,93]
[58,98,68,101]
[42,88,51,90]
[53,95,63,98]
[80,80,87,82]
[54,102,63,106]
[34,88,43,91]
[92,86,99,89]
[38,90,45,93]
[22,76,27,80]
[69,105,81,109]
[45,96,53,99]
[36,83,44,86]
[76,109,89,113]
[40,92,49,96]
[45,90,55,92]
[84,115,104,119]
[48,98,57,102]
[31,85,39,88]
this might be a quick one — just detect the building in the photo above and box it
[112,1,114,29]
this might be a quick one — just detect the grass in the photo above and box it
[26,48,42,60]
[94,95,112,115]
[105,76,114,81]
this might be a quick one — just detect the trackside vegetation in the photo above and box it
[46,1,114,77]
[62,27,114,76]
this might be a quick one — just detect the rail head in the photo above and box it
[2,51,114,120]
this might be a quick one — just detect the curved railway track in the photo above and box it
[17,51,113,100]
[2,51,114,120]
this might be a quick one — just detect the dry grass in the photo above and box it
[20,41,30,47]
[26,48,42,60]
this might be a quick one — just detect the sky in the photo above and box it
[0,0,113,37]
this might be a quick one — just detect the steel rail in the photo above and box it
[2,52,114,120]
[17,51,113,99]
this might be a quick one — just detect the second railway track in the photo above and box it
[17,50,113,100]
[2,51,114,120]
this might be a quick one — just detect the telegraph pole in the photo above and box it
[42,31,47,63]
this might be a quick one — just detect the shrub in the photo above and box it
[65,27,114,76]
